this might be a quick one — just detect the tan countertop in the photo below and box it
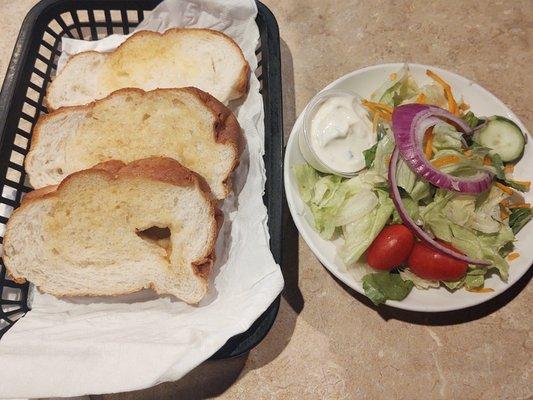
[1,1,532,399]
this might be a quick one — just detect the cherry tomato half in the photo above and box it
[366,224,415,270]
[408,240,468,281]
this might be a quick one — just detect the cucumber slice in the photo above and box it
[474,116,526,162]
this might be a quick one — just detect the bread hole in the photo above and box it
[142,113,150,121]
[136,226,171,258]
[56,168,63,175]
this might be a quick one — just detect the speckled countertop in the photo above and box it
[1,1,532,399]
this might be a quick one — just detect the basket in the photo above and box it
[0,0,283,360]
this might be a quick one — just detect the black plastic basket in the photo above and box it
[0,0,283,360]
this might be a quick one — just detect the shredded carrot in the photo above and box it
[500,207,509,220]
[463,149,473,158]
[495,182,514,195]
[504,164,514,174]
[483,156,492,166]
[390,72,397,81]
[362,100,393,122]
[426,69,459,115]
[424,128,434,159]
[417,93,426,104]
[512,180,531,190]
[431,155,461,168]
[362,99,393,114]
[458,101,470,112]
[466,287,495,293]
[508,203,531,209]
[500,199,510,207]
[507,252,520,261]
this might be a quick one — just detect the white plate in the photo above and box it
[284,63,532,312]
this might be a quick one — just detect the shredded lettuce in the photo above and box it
[294,164,319,203]
[368,126,395,179]
[399,268,439,289]
[370,66,419,107]
[432,122,465,151]
[341,190,394,265]
[421,188,514,280]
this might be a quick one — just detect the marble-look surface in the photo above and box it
[0,1,532,399]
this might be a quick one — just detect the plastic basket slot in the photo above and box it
[14,134,29,150]
[69,11,84,39]
[2,184,17,202]
[5,168,22,185]
[54,15,75,39]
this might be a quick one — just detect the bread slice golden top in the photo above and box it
[26,87,243,199]
[46,28,250,109]
[3,157,221,304]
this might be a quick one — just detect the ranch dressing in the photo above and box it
[309,96,375,173]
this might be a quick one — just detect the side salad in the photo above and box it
[295,66,531,305]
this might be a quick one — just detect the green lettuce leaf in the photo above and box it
[420,188,515,280]
[370,66,419,107]
[509,208,532,234]
[399,268,439,289]
[432,122,465,151]
[341,190,394,265]
[362,272,414,305]
[369,126,395,179]
[293,164,319,202]
[462,111,482,128]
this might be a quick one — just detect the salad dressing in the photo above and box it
[309,96,375,173]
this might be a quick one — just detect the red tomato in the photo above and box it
[366,224,415,270]
[408,241,468,281]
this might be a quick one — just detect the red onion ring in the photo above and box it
[392,104,492,194]
[388,147,491,266]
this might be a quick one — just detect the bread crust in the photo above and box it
[4,157,222,295]
[45,28,250,110]
[28,87,243,198]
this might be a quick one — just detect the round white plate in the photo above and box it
[284,63,532,312]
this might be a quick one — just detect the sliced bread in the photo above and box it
[46,28,249,109]
[26,87,243,199]
[3,157,221,304]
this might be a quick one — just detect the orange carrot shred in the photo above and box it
[507,252,520,261]
[459,102,470,112]
[424,128,434,159]
[426,69,459,115]
[508,203,531,209]
[431,155,461,168]
[495,182,514,195]
[466,287,495,293]
[417,93,426,104]
[483,156,492,166]
[463,149,473,157]
[504,164,514,174]
[500,208,509,220]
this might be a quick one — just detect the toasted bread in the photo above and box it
[46,28,249,109]
[26,87,242,199]
[3,157,221,304]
